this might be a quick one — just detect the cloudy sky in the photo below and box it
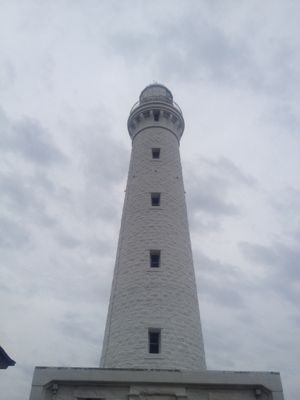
[0,1,299,399]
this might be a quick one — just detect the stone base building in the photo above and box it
[30,368,283,399]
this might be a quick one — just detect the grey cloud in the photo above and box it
[14,118,64,165]
[73,125,129,222]
[189,217,220,234]
[0,108,66,166]
[109,16,250,84]
[58,312,100,344]
[185,157,255,227]
[82,128,129,187]
[0,60,15,90]
[196,251,244,281]
[29,245,113,306]
[239,241,300,279]
[55,231,82,249]
[270,186,300,216]
[109,3,300,98]
[188,176,239,216]
[32,172,55,193]
[204,322,244,370]
[87,238,115,258]
[207,157,256,187]
[269,103,300,136]
[0,172,57,227]
[195,252,261,370]
[0,216,30,249]
[239,241,300,303]
[290,313,300,327]
[195,251,247,309]
[81,184,122,223]
[196,249,298,374]
[159,20,250,84]
[54,231,115,254]
[207,285,245,308]
[292,229,300,242]
[0,174,35,211]
[239,242,277,266]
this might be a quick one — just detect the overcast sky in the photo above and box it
[0,1,299,399]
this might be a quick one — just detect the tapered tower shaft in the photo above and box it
[100,84,206,370]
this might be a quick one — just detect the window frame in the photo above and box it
[148,328,161,354]
[153,110,160,122]
[151,192,161,207]
[149,250,161,268]
[152,148,161,159]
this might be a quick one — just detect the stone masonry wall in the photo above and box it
[100,122,206,370]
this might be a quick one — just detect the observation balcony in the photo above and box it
[128,84,185,142]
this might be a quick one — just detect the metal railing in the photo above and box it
[129,99,183,115]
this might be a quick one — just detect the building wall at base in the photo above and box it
[29,368,284,400]
[31,383,280,400]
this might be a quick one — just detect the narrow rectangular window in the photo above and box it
[148,328,161,353]
[153,110,160,121]
[151,192,160,207]
[152,148,160,159]
[150,250,160,268]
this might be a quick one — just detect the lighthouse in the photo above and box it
[100,83,206,371]
[29,84,284,400]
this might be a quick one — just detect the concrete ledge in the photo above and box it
[29,367,284,400]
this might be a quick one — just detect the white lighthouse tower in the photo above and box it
[100,83,206,371]
[29,84,284,400]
